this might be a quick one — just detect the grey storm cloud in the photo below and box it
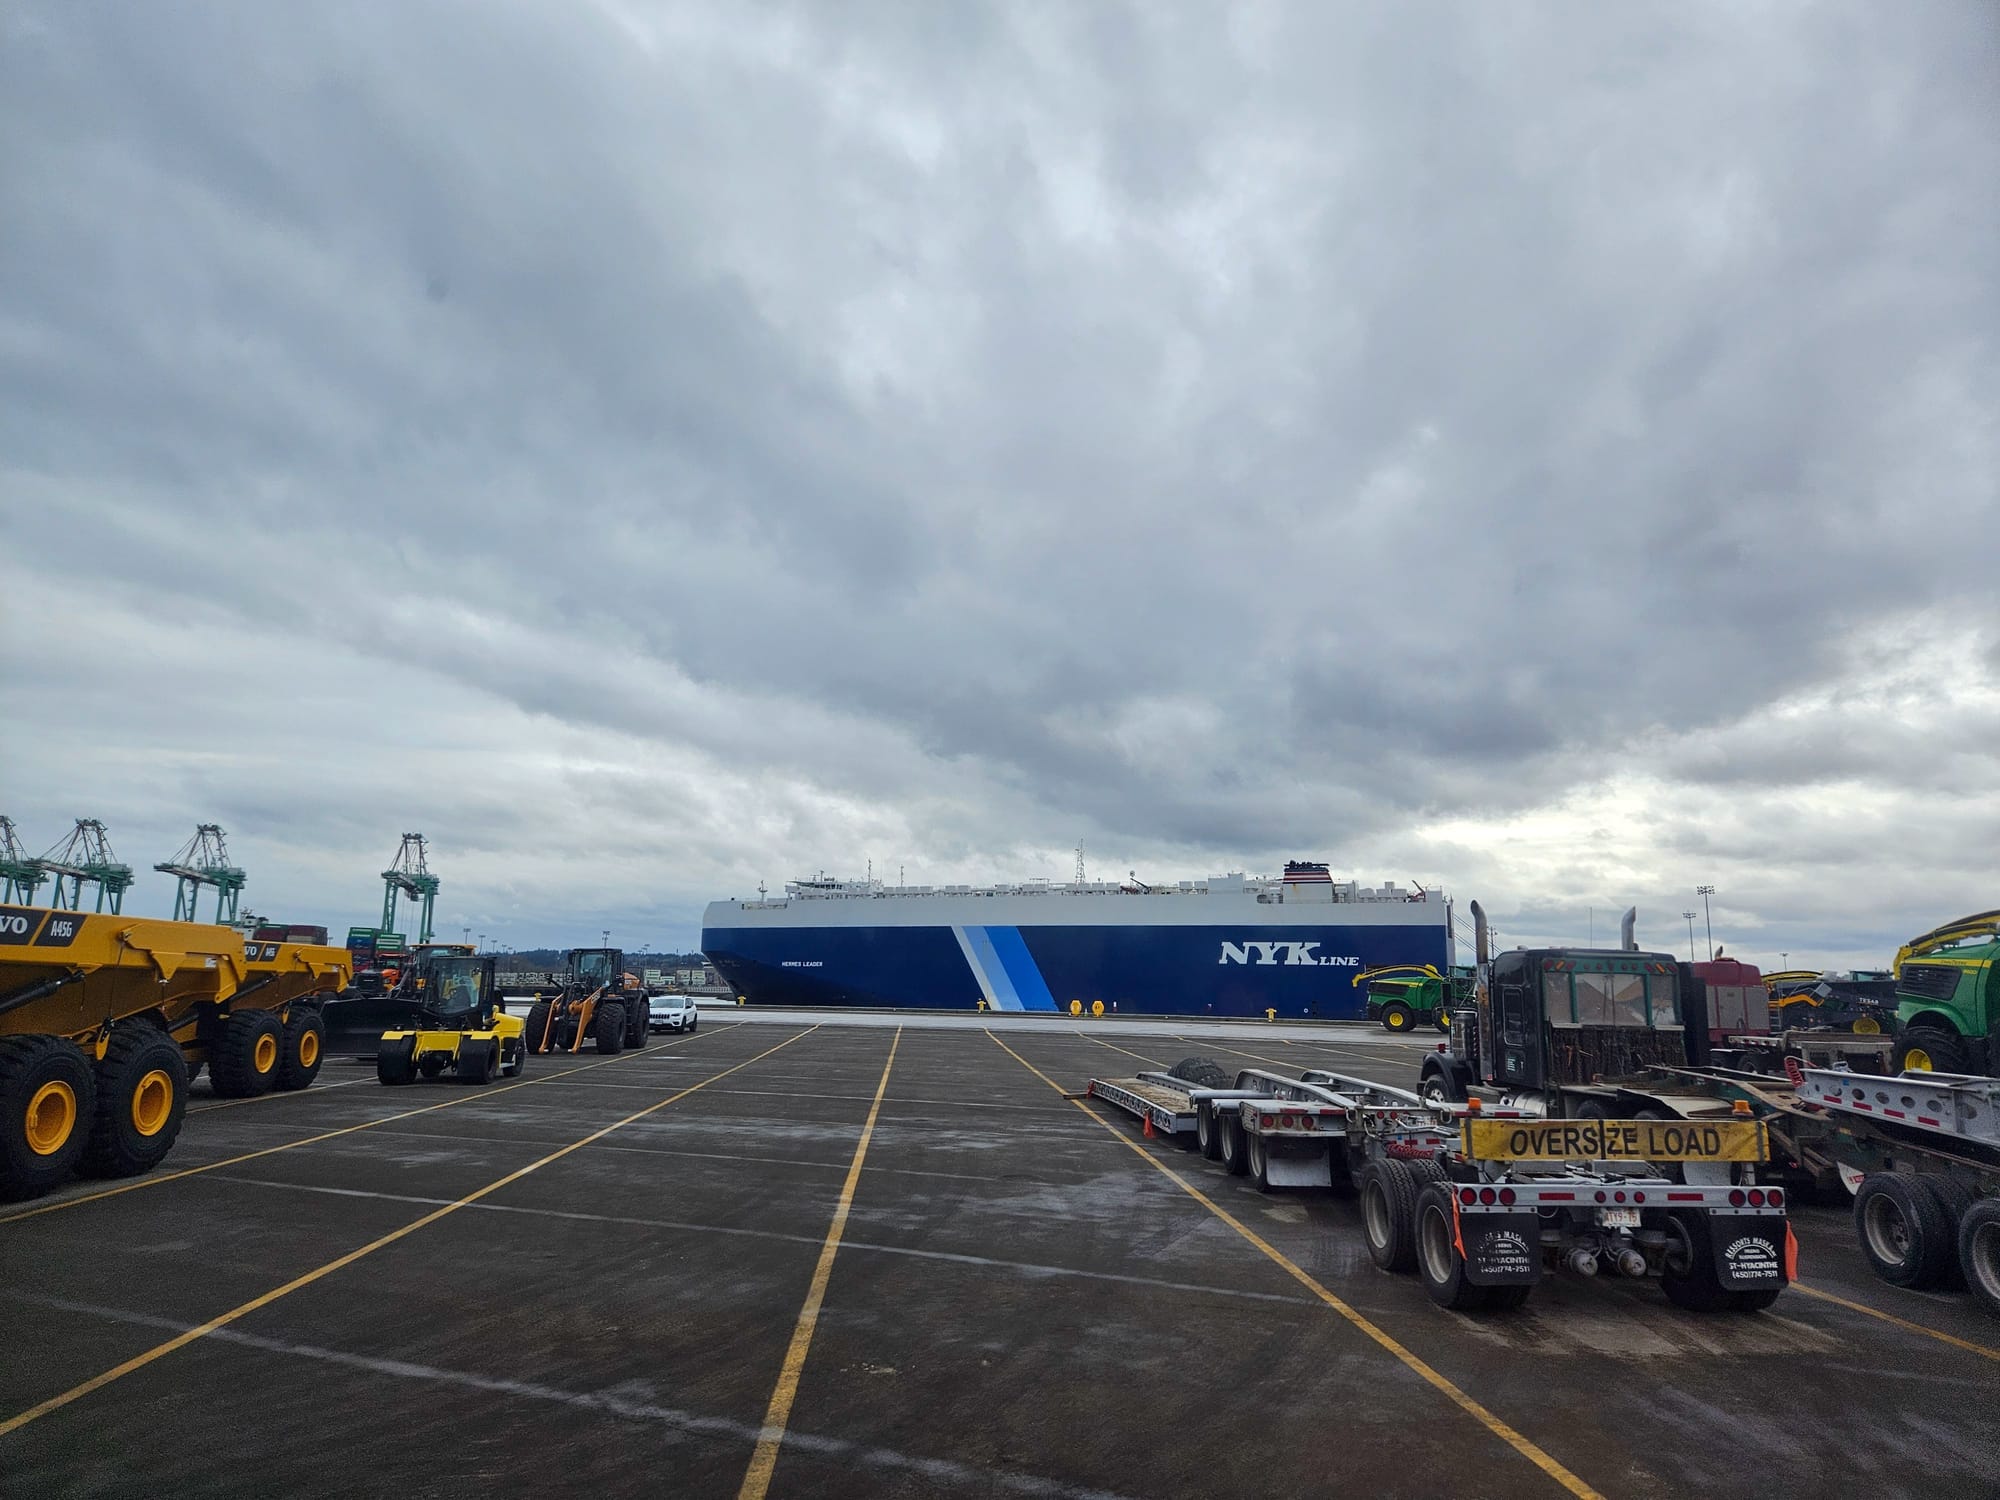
[2,1,1996,963]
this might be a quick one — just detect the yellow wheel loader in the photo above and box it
[521,947,650,1057]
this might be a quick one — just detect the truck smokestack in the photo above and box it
[1470,900,1490,966]
[1620,908,1637,952]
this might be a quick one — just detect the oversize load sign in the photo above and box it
[1464,1117,1767,1163]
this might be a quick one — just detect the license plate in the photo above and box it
[1598,1207,1641,1228]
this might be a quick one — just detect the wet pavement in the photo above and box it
[1,1016,1994,1500]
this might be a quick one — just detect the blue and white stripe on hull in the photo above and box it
[952,925,1061,1012]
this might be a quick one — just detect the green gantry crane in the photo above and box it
[154,823,248,924]
[38,818,136,914]
[381,833,440,944]
[1,816,49,905]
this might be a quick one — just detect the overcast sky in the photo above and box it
[3,2,1995,966]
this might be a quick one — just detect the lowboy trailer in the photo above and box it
[1088,1058,1793,1312]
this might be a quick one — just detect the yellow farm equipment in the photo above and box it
[0,905,351,1200]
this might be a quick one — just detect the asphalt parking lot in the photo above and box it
[2,1016,1995,1500]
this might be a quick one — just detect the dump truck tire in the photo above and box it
[0,1035,96,1200]
[456,1039,497,1085]
[1957,1198,2000,1316]
[1853,1172,1954,1289]
[594,1001,627,1055]
[377,1035,418,1086]
[211,1009,284,1098]
[1167,1057,1231,1089]
[524,1002,553,1055]
[1660,1209,1734,1311]
[81,1026,187,1179]
[1415,1182,1491,1310]
[277,1008,326,1092]
[1361,1161,1424,1274]
[1894,1027,1969,1074]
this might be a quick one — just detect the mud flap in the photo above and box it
[1710,1217,1787,1290]
[1458,1211,1542,1286]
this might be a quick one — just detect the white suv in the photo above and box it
[649,992,699,1033]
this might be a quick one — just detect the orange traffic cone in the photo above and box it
[1143,1114,1155,1139]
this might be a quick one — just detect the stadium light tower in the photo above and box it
[1696,885,1716,960]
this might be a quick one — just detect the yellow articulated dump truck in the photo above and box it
[0,906,350,1200]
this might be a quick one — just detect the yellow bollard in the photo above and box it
[1091,1000,1105,1018]
[977,999,988,1012]
[1265,1008,1276,1022]
[1069,999,1083,1016]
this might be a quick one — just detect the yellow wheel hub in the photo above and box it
[1903,1048,1933,1071]
[25,1080,77,1156]
[298,1029,320,1068]
[131,1069,174,1137]
[1388,1012,1407,1029]
[1852,1016,1881,1036]
[254,1032,279,1073]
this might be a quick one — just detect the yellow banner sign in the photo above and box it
[1463,1117,1766,1163]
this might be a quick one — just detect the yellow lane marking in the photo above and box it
[0,1024,746,1226]
[1077,1033,1170,1069]
[0,1025,818,1439]
[189,1078,373,1113]
[987,1031,1606,1500]
[1793,1282,2000,1363]
[737,1026,902,1500]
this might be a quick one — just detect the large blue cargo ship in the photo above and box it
[700,863,1453,1019]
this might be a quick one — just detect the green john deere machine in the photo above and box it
[1353,964,1474,1033]
[1890,910,2000,1074]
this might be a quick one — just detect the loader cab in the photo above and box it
[1478,948,1689,1091]
[420,955,496,1023]
[566,948,626,993]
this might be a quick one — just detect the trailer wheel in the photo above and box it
[1659,1210,1734,1311]
[1853,1172,1954,1290]
[593,1001,627,1055]
[0,1035,97,1200]
[1414,1183,1489,1310]
[80,1026,187,1179]
[1915,1176,1976,1290]
[1360,1161,1423,1273]
[1380,1003,1413,1033]
[377,1035,418,1086]
[1246,1129,1271,1191]
[210,1010,284,1098]
[455,1039,498,1085]
[1894,1027,1969,1074]
[1218,1114,1249,1176]
[277,1008,326,1092]
[1957,1199,2000,1316]
[1195,1103,1222,1161]
[524,1002,554,1055]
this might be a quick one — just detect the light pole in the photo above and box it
[1780,951,1788,969]
[602,929,610,948]
[1696,885,1716,961]
[477,932,485,953]
[1682,911,1698,965]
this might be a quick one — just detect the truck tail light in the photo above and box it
[1478,1187,1497,1205]
[1747,1189,1766,1207]
[1459,1188,1477,1206]
[1767,1188,1784,1208]
[1728,1189,1746,1207]
[1498,1187,1516,1206]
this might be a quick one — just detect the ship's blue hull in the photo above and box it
[701,921,1450,1020]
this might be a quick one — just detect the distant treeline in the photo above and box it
[500,948,706,968]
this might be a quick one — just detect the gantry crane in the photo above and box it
[154,823,249,923]
[380,833,440,944]
[37,818,136,913]
[1,816,49,905]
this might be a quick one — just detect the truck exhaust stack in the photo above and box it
[1470,900,1490,965]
